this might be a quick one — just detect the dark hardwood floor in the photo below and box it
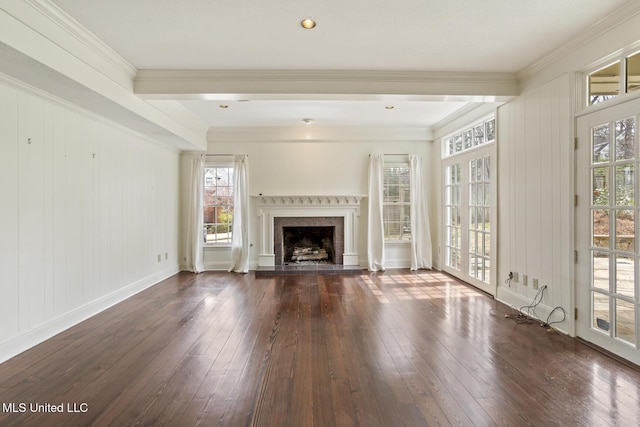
[1,270,639,426]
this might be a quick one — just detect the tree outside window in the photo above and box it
[203,166,233,244]
[383,164,411,241]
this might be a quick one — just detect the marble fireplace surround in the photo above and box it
[255,195,363,267]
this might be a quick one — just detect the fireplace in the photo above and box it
[283,226,334,264]
[255,195,363,268]
[275,217,344,265]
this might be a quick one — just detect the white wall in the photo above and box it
[181,135,433,270]
[0,75,181,363]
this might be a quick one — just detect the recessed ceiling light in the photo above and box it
[300,18,316,29]
[219,104,229,108]
[302,118,314,125]
[385,106,394,110]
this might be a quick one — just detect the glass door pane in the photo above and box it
[469,156,491,284]
[445,164,461,271]
[589,117,637,346]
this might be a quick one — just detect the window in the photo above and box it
[628,52,640,93]
[443,118,496,157]
[383,163,411,241]
[203,166,233,244]
[588,61,621,106]
[587,50,640,106]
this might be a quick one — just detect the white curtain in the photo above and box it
[367,154,385,271]
[409,154,433,270]
[229,154,250,273]
[185,153,205,273]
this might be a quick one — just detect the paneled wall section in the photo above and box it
[497,73,573,331]
[0,78,180,362]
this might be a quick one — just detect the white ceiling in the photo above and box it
[51,0,631,129]
[177,99,469,128]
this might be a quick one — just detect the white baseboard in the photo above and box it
[0,265,180,364]
[203,261,231,271]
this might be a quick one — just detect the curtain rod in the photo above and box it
[205,154,248,157]
[369,153,410,156]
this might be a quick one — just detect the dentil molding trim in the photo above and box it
[255,195,365,206]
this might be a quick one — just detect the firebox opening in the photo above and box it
[282,226,335,265]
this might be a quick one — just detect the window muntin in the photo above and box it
[383,164,411,241]
[203,166,233,244]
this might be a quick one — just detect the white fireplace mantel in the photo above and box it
[254,195,365,267]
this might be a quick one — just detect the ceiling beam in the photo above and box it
[135,70,519,101]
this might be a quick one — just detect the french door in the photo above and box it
[576,97,640,365]
[443,145,496,295]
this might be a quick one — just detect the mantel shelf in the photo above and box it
[254,195,365,206]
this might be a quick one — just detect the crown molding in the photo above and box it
[135,69,519,99]
[518,1,640,83]
[23,0,137,82]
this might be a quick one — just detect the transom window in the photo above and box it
[587,50,640,106]
[203,166,233,244]
[443,118,495,157]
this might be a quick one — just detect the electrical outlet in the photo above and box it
[533,278,539,290]
[165,252,168,260]
[523,274,528,286]
[157,254,161,262]
[514,272,519,282]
